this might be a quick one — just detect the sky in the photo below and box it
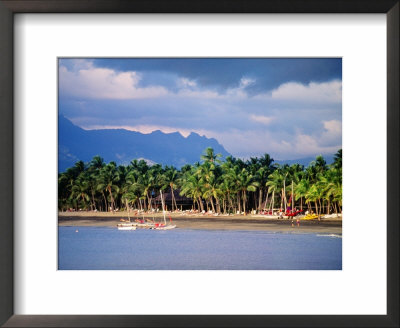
[58,58,342,160]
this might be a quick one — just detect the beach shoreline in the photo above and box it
[59,211,342,234]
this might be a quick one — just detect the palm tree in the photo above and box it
[97,162,120,212]
[313,155,327,175]
[254,166,268,211]
[164,166,179,211]
[71,174,90,210]
[136,171,154,211]
[333,149,342,170]
[225,165,242,213]
[202,171,223,213]
[120,178,138,220]
[236,168,258,214]
[266,169,284,212]
[201,147,222,164]
[58,148,342,218]
[196,161,218,212]
[295,179,310,211]
[320,168,342,215]
[305,183,324,220]
[89,155,105,170]
[180,172,204,212]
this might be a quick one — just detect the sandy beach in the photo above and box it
[59,211,342,234]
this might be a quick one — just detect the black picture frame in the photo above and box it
[0,0,398,327]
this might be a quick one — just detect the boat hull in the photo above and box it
[155,225,176,230]
[117,224,137,230]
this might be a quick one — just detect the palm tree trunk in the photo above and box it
[327,199,330,214]
[102,191,108,212]
[198,197,204,212]
[227,191,233,213]
[147,192,152,211]
[125,198,130,221]
[264,190,269,211]
[216,198,221,214]
[319,199,323,220]
[107,187,115,212]
[258,188,263,211]
[91,191,96,211]
[242,191,247,215]
[283,178,287,211]
[237,192,241,213]
[81,195,86,209]
[209,197,215,213]
[291,181,294,210]
[170,186,176,211]
[271,190,275,213]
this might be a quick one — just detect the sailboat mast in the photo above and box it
[160,190,167,225]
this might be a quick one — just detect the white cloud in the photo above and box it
[323,119,342,135]
[178,77,197,88]
[177,88,220,99]
[268,80,342,103]
[250,114,274,126]
[318,119,342,146]
[204,118,341,160]
[239,77,255,88]
[59,65,168,99]
[60,61,342,160]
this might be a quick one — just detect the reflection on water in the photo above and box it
[58,226,342,270]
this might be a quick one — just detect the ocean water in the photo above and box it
[58,226,342,270]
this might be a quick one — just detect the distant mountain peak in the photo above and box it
[137,158,157,166]
[58,116,231,172]
[187,132,202,138]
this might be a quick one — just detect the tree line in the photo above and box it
[58,148,342,217]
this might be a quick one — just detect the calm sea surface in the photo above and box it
[58,226,342,270]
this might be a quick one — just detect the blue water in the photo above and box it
[58,227,342,270]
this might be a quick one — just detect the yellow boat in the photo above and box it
[302,214,319,220]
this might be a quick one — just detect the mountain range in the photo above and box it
[59,115,334,172]
[275,156,334,168]
[58,115,231,172]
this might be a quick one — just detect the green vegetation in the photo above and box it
[59,148,342,217]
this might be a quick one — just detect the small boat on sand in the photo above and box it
[156,190,176,230]
[154,223,176,230]
[301,214,319,220]
[117,210,136,230]
[117,223,137,230]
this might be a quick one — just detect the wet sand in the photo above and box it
[59,211,342,234]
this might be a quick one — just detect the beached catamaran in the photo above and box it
[117,201,137,230]
[155,190,176,230]
[117,221,137,230]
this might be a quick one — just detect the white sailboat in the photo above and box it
[117,223,136,230]
[155,190,176,230]
[117,203,136,230]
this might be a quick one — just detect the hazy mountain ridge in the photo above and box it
[274,156,334,167]
[58,116,231,172]
[59,115,335,172]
